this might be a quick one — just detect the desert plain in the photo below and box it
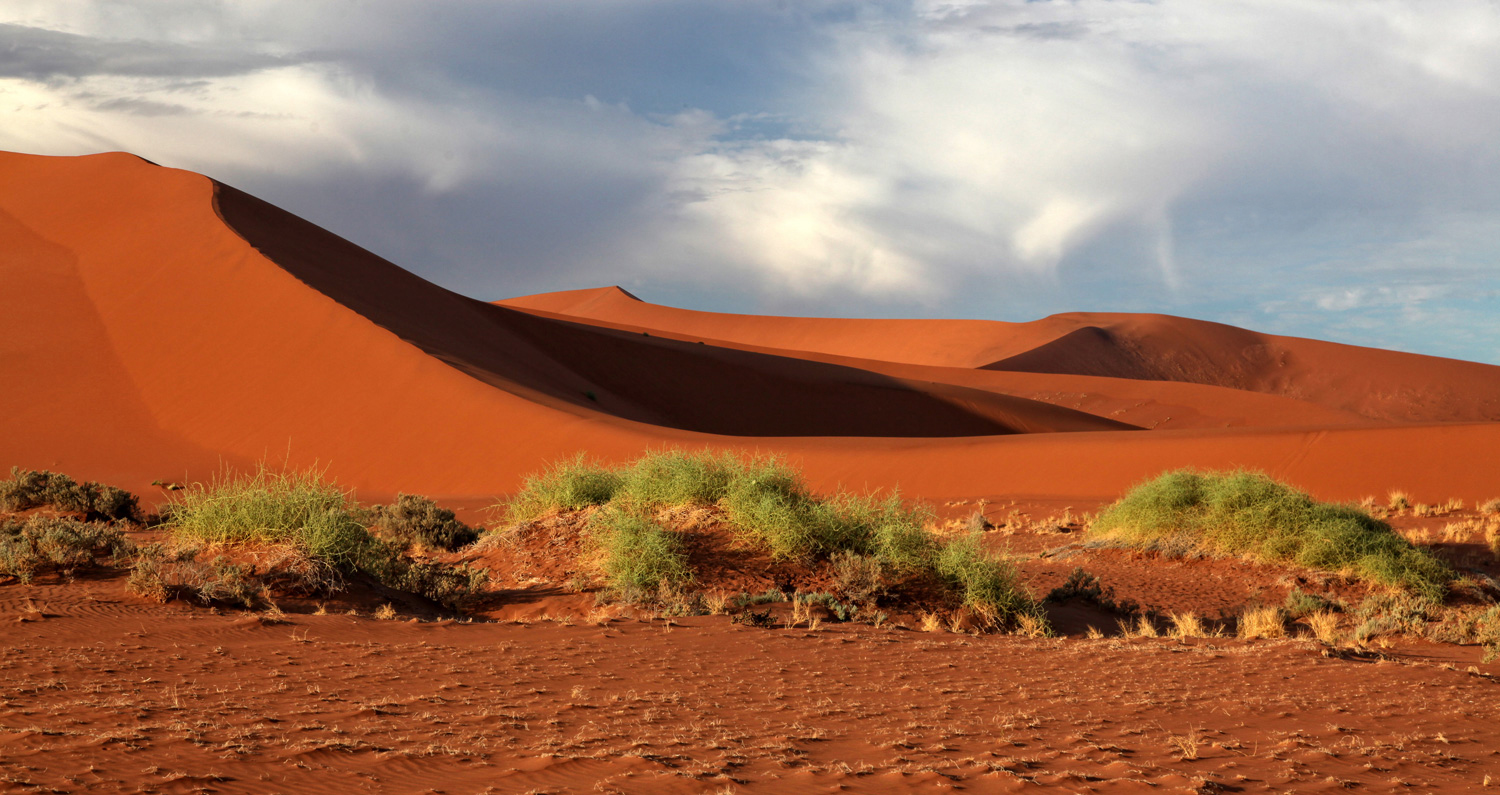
[2,150,1500,793]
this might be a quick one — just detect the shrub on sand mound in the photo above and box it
[0,467,141,521]
[593,507,692,598]
[373,494,478,551]
[167,466,485,609]
[506,448,1044,630]
[617,449,744,507]
[506,454,623,522]
[168,466,370,566]
[1090,469,1451,598]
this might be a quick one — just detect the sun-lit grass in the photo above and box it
[505,453,623,523]
[506,448,1045,628]
[592,507,692,597]
[1090,469,1451,599]
[166,464,485,608]
[167,465,369,565]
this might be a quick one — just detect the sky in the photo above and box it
[3,1,1500,363]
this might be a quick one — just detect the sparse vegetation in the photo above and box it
[372,493,478,551]
[1237,606,1285,640]
[163,465,485,609]
[592,508,692,598]
[503,449,1045,630]
[127,545,262,607]
[1090,470,1452,598]
[0,516,132,583]
[505,454,622,522]
[933,532,1041,628]
[0,467,140,521]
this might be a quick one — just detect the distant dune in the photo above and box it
[3,150,1499,503]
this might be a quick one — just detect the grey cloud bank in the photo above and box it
[2,0,1499,363]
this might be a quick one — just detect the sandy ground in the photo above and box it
[4,576,1499,794]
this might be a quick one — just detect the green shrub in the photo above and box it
[1090,469,1451,598]
[0,516,133,583]
[934,533,1043,627]
[166,466,370,566]
[592,508,691,598]
[506,454,623,522]
[167,466,485,610]
[617,449,741,507]
[0,467,140,521]
[1282,587,1339,619]
[372,494,478,551]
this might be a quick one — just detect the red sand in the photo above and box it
[4,149,1500,508]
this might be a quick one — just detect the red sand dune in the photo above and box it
[3,149,1500,505]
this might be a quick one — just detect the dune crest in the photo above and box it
[3,149,1500,503]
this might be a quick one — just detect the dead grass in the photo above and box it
[1306,610,1341,644]
[1237,606,1285,640]
[1168,612,1209,639]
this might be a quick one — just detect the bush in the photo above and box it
[592,508,691,598]
[934,533,1044,628]
[372,494,478,551]
[1090,469,1451,598]
[617,449,742,507]
[127,545,261,607]
[0,467,140,521]
[167,466,486,610]
[832,551,887,605]
[506,454,623,522]
[167,466,370,566]
[346,537,488,610]
[0,516,133,583]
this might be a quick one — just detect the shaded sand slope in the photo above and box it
[504,286,1500,424]
[505,299,1373,431]
[214,182,1128,439]
[3,150,1500,505]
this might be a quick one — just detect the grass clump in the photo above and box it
[167,466,370,566]
[506,448,1045,629]
[372,494,478,551]
[506,454,622,522]
[166,465,485,610]
[1091,469,1451,599]
[0,516,133,583]
[934,533,1043,628]
[616,449,742,507]
[0,467,140,521]
[592,508,692,598]
[127,545,261,608]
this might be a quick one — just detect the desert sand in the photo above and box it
[3,150,1500,793]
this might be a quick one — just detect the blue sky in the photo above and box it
[3,1,1500,363]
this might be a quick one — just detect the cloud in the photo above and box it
[1,1,1499,361]
[0,22,292,80]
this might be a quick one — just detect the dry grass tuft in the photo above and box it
[1134,615,1160,638]
[1388,490,1412,512]
[920,612,945,633]
[1168,728,1202,760]
[1306,610,1340,644]
[1168,612,1208,639]
[1237,606,1285,640]
[1015,613,1050,638]
[374,603,397,621]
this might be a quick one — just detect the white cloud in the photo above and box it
[1,1,1499,359]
